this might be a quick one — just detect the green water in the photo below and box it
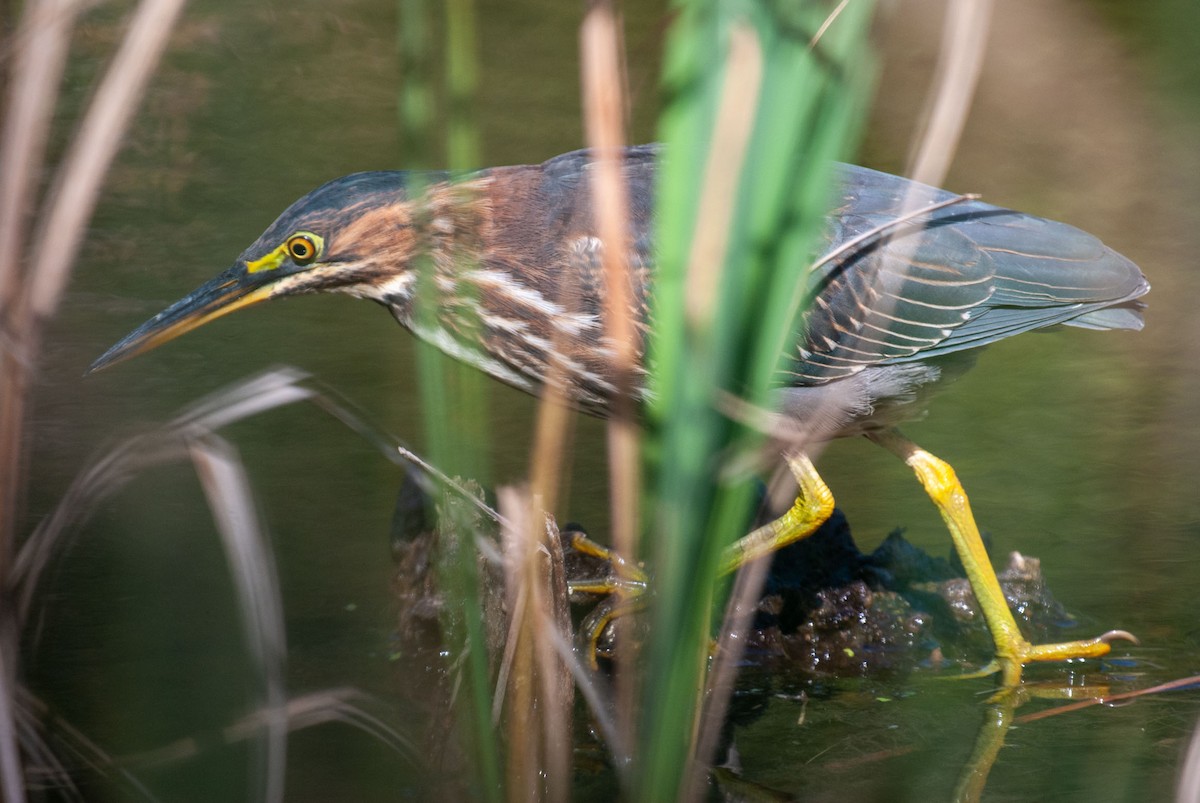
[21,0,1200,800]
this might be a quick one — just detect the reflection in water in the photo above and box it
[955,684,1104,803]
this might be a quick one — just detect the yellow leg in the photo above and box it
[718,451,835,576]
[868,428,1135,687]
[571,452,832,667]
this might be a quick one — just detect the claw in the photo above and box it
[1099,629,1139,646]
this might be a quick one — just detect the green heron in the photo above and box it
[91,144,1148,686]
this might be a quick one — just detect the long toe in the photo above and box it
[995,630,1138,688]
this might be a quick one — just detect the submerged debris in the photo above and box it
[390,476,1084,680]
[734,510,1080,675]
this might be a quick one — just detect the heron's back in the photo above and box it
[440,148,1147,419]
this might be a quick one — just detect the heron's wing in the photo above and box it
[789,165,1148,384]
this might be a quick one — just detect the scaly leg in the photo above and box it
[868,428,1135,687]
[718,451,835,576]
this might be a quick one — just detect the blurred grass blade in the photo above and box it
[11,367,455,796]
[172,367,316,432]
[0,643,23,803]
[398,0,435,170]
[189,437,288,803]
[0,2,186,794]
[224,688,412,758]
[13,370,315,623]
[640,0,877,798]
[16,685,158,800]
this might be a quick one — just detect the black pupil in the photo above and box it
[292,239,311,258]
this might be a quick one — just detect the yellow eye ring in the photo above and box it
[286,234,318,264]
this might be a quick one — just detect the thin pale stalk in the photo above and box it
[496,488,572,803]
[906,0,993,187]
[0,347,32,588]
[497,489,538,801]
[0,0,76,306]
[533,514,572,803]
[817,0,991,440]
[680,22,761,331]
[0,0,76,620]
[117,687,412,773]
[514,266,579,798]
[686,555,769,799]
[223,688,411,756]
[523,391,574,800]
[25,0,188,323]
[580,0,640,756]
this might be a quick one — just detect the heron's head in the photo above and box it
[88,170,447,373]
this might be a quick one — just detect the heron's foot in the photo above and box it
[564,528,648,597]
[569,451,835,669]
[576,591,651,669]
[982,629,1139,687]
[867,430,1140,689]
[563,529,650,668]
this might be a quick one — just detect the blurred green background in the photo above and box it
[22,0,1200,799]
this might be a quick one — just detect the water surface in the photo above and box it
[23,0,1200,799]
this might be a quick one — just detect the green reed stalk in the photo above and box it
[637,1,876,798]
[399,0,502,798]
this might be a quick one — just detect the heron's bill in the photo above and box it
[88,269,275,373]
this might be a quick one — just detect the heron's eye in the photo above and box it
[286,234,318,264]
